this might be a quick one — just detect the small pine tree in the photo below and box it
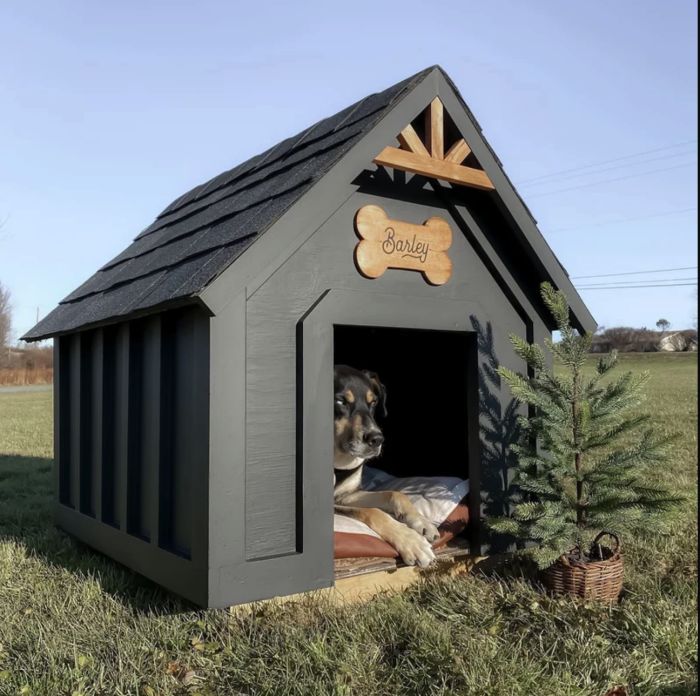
[489,283,684,569]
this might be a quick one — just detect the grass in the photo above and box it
[0,354,697,696]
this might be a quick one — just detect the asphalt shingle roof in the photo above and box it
[24,68,433,340]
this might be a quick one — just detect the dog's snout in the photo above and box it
[363,431,385,449]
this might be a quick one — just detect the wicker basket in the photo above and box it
[541,533,624,601]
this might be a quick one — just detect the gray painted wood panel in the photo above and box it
[68,333,81,510]
[137,317,161,541]
[114,323,130,530]
[157,307,210,560]
[244,190,529,560]
[55,337,70,507]
[78,331,93,515]
[90,329,104,522]
[101,327,117,526]
[55,504,207,605]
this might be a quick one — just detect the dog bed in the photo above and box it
[334,466,470,559]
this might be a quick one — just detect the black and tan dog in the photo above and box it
[333,365,439,567]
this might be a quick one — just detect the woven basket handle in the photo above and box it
[592,531,621,555]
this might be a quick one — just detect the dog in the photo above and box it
[333,365,439,567]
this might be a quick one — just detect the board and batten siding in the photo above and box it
[243,189,536,561]
[53,305,211,603]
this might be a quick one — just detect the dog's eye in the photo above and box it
[335,397,346,406]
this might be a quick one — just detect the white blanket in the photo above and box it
[334,466,469,538]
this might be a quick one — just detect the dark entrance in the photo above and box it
[333,325,476,482]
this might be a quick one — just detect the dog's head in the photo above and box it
[333,365,387,467]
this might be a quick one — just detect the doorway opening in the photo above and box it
[332,324,478,581]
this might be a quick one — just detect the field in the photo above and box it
[0,354,697,695]
[0,368,53,387]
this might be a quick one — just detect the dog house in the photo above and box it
[23,66,595,608]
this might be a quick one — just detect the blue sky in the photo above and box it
[0,0,697,339]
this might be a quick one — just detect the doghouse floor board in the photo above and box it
[334,536,472,580]
[231,539,480,613]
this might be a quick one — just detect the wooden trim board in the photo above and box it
[397,124,430,157]
[230,543,489,613]
[373,147,495,191]
[444,139,471,165]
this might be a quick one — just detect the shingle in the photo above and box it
[159,172,313,248]
[23,68,434,341]
[137,180,236,239]
[77,184,310,304]
[25,271,168,340]
[219,150,269,189]
[101,234,201,291]
[194,167,238,201]
[156,191,190,218]
[143,88,398,239]
[247,134,298,173]
[301,99,363,142]
[23,304,75,340]
[167,182,207,212]
[79,272,170,329]
[99,227,172,271]
[61,259,137,303]
[230,119,366,192]
[133,250,222,309]
[185,205,266,256]
[138,121,362,242]
[176,242,248,295]
[344,72,420,124]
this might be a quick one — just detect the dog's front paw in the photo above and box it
[402,513,441,544]
[393,528,436,568]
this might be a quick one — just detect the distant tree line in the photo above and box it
[0,280,53,370]
[592,324,699,353]
[0,281,13,367]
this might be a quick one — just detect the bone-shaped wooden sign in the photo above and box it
[354,205,453,285]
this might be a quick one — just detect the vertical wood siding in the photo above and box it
[54,307,210,598]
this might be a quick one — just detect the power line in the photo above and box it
[577,282,698,290]
[519,149,697,188]
[546,207,698,234]
[526,162,698,199]
[516,139,698,185]
[571,266,698,280]
[578,277,698,287]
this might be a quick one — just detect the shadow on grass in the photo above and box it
[0,453,199,616]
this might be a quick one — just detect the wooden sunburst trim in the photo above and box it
[426,97,444,160]
[374,98,494,191]
[373,147,495,191]
[444,139,471,165]
[397,124,429,157]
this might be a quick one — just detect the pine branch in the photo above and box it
[485,282,687,571]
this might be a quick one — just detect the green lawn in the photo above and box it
[0,354,697,696]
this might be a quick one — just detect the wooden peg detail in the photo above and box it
[354,205,453,286]
[426,98,444,160]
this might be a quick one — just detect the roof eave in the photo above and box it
[20,295,210,344]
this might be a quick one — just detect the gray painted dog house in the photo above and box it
[24,66,595,608]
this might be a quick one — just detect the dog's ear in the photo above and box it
[363,370,388,418]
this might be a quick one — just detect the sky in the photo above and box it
[0,0,697,340]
